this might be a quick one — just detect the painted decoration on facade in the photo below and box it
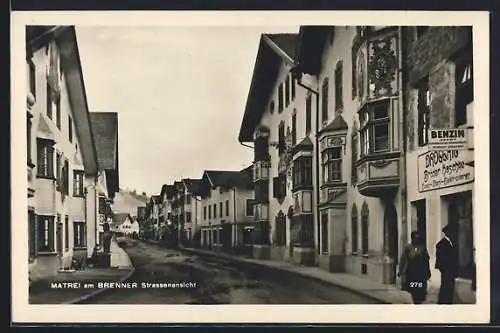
[368,36,398,99]
[356,48,366,102]
[417,149,474,192]
[320,135,345,152]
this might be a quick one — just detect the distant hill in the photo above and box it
[112,190,148,216]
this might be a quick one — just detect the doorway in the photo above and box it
[384,203,398,265]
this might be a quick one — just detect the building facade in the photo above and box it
[198,168,254,253]
[181,179,203,243]
[403,26,475,300]
[26,26,103,280]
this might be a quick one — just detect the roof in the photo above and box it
[204,166,253,190]
[113,213,131,224]
[150,195,161,205]
[318,114,348,135]
[89,112,118,170]
[295,26,334,75]
[292,136,314,154]
[238,33,299,142]
[160,184,176,199]
[182,178,202,196]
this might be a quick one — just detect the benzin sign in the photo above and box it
[428,128,470,151]
[418,150,474,192]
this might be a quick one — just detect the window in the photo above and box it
[246,199,254,216]
[37,140,54,178]
[455,49,473,127]
[417,77,431,146]
[278,83,284,112]
[63,159,69,195]
[351,134,358,184]
[203,206,207,220]
[219,202,223,218]
[361,202,369,256]
[225,200,229,216]
[213,204,217,219]
[291,77,296,100]
[351,45,357,99]
[68,115,73,143]
[208,205,211,219]
[285,76,290,107]
[278,121,285,155]
[416,26,429,38]
[359,100,390,156]
[335,61,343,111]
[270,100,275,115]
[185,195,191,204]
[351,205,358,254]
[56,152,61,190]
[321,78,329,123]
[293,156,313,188]
[73,170,84,197]
[273,174,287,199]
[186,212,192,223]
[37,216,54,252]
[74,221,86,248]
[46,83,53,119]
[305,94,312,134]
[56,97,61,129]
[321,212,328,254]
[291,112,297,146]
[322,147,342,183]
[64,215,69,250]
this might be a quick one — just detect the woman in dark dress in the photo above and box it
[398,231,431,304]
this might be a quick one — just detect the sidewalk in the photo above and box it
[29,238,134,304]
[179,246,472,305]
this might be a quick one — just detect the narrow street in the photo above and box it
[83,239,381,304]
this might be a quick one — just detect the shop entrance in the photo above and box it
[447,191,474,280]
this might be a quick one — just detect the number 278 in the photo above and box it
[409,282,424,288]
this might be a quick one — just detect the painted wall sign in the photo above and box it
[418,149,474,192]
[428,128,471,151]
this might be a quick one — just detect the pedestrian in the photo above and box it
[398,231,431,304]
[435,224,459,304]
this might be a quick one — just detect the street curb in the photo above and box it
[178,247,393,305]
[64,242,136,305]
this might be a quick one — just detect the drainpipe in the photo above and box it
[295,73,320,255]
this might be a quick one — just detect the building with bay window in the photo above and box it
[403,26,475,303]
[198,168,254,253]
[238,33,319,265]
[26,26,105,281]
[294,26,406,284]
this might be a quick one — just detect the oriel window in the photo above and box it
[322,147,342,183]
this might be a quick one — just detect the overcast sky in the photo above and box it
[75,26,299,196]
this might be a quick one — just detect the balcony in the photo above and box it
[319,182,347,207]
[355,152,400,198]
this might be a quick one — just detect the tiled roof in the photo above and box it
[89,112,118,170]
[205,166,253,189]
[320,114,348,134]
[265,33,298,59]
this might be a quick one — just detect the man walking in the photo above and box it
[435,224,459,304]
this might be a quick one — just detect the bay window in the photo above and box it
[359,100,390,156]
[292,156,312,189]
[322,147,342,183]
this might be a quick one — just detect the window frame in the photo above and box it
[68,114,73,143]
[417,77,431,146]
[219,202,223,218]
[321,78,329,123]
[322,147,342,184]
[335,61,343,111]
[246,199,254,217]
[226,200,229,216]
[37,140,55,179]
[285,76,290,107]
[359,100,391,157]
[73,169,85,197]
[73,221,86,248]
[46,83,53,119]
[278,83,284,113]
[37,215,55,253]
[305,94,312,134]
[64,215,69,250]
[454,48,473,127]
[292,156,313,189]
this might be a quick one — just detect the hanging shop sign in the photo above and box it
[428,128,472,151]
[417,149,474,192]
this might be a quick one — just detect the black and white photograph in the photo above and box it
[12,11,490,324]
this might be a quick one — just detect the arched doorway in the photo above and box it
[384,203,399,265]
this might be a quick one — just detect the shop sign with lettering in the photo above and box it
[428,128,471,151]
[417,149,474,192]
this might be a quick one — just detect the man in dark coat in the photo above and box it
[435,224,459,304]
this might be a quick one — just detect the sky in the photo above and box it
[75,26,299,196]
